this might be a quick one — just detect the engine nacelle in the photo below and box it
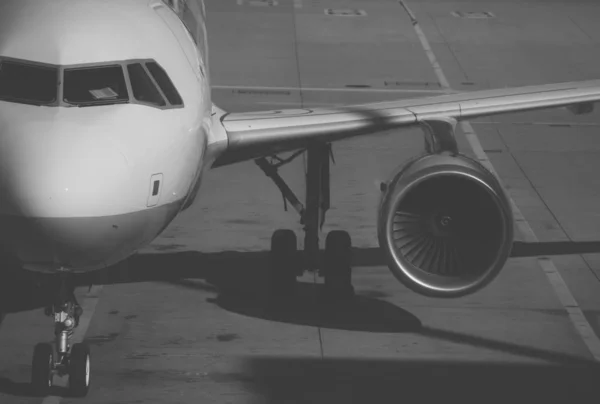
[378,153,514,298]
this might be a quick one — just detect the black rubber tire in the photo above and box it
[69,343,91,397]
[31,343,53,397]
[323,230,354,300]
[268,229,298,299]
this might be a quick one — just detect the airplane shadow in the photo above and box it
[0,378,73,398]
[214,286,419,333]
[92,250,600,368]
[233,356,600,404]
[1,245,599,398]
[510,240,600,258]
[0,378,31,397]
[0,249,422,333]
[1,238,599,320]
[2,238,600,321]
[84,247,600,369]
[129,252,422,333]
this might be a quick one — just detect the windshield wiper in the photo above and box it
[73,99,129,108]
[0,96,47,106]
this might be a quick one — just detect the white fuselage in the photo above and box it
[0,0,226,273]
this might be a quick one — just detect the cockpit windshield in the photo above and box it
[0,60,58,105]
[0,58,183,109]
[63,65,129,106]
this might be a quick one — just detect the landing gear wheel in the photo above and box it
[68,343,91,397]
[31,343,53,396]
[268,229,298,301]
[323,230,354,301]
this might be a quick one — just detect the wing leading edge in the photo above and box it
[212,79,600,167]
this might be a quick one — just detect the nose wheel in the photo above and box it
[31,343,54,396]
[69,343,91,397]
[31,275,91,397]
[31,341,91,397]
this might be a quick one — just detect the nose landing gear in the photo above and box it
[31,275,90,397]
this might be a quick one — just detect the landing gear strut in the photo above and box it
[31,274,90,397]
[256,142,354,301]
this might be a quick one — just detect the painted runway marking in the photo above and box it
[399,0,600,361]
[398,1,449,89]
[213,84,455,94]
[325,9,367,17]
[451,11,495,19]
[42,285,103,404]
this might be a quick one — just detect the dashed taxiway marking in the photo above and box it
[399,0,600,361]
[41,285,103,404]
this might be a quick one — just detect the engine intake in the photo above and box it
[378,153,514,298]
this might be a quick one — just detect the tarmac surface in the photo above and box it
[2,0,600,403]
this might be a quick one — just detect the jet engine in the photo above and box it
[378,153,514,298]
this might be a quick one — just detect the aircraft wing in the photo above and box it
[212,79,600,167]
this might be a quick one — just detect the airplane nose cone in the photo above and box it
[0,108,143,271]
[0,129,132,218]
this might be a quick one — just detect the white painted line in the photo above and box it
[399,0,600,361]
[398,1,450,90]
[213,84,455,94]
[42,285,103,403]
[325,9,367,17]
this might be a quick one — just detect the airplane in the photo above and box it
[1,0,600,397]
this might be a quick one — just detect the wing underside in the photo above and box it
[212,79,600,167]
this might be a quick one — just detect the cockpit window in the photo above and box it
[63,65,129,106]
[145,62,183,106]
[0,57,182,109]
[127,64,166,107]
[0,60,58,105]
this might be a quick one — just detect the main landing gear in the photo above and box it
[31,275,90,397]
[256,143,354,302]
